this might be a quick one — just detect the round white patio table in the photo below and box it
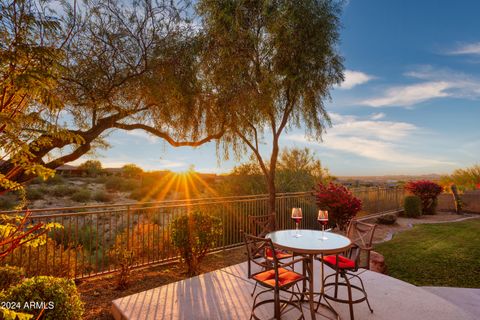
[266,229,351,320]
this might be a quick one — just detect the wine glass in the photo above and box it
[317,210,329,240]
[291,208,303,237]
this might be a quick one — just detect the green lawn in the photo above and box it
[374,218,480,288]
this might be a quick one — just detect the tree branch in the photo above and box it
[112,122,225,147]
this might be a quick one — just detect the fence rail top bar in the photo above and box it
[1,186,402,215]
[1,191,313,215]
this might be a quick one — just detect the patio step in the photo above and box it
[421,286,480,320]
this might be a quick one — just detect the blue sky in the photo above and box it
[72,0,480,176]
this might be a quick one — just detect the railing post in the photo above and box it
[126,205,131,251]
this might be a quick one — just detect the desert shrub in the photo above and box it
[71,189,91,202]
[30,177,43,184]
[110,222,167,264]
[314,182,362,231]
[50,185,78,197]
[405,180,443,215]
[7,238,84,278]
[129,186,153,201]
[404,195,422,218]
[170,211,222,276]
[0,194,18,210]
[109,248,134,289]
[26,187,44,201]
[49,224,99,253]
[122,164,143,178]
[45,174,65,185]
[94,175,108,184]
[0,265,25,291]
[78,160,103,177]
[105,176,139,192]
[93,191,113,202]
[376,212,397,225]
[1,276,84,319]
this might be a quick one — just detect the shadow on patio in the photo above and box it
[111,260,474,320]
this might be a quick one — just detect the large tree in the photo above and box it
[0,0,78,194]
[0,0,225,192]
[198,0,344,213]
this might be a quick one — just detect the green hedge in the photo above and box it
[404,195,422,218]
[0,266,24,291]
[0,276,84,319]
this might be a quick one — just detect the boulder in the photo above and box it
[376,212,398,225]
[369,251,387,274]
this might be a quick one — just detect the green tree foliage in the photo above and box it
[0,0,78,194]
[219,148,332,195]
[219,160,267,196]
[1,0,224,191]
[276,147,333,192]
[439,164,480,192]
[170,211,222,276]
[122,164,143,178]
[198,0,344,212]
[78,160,102,177]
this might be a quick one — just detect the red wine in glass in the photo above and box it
[291,208,303,237]
[317,210,329,240]
[317,218,328,226]
[292,217,303,224]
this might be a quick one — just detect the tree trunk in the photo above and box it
[267,176,276,215]
[451,184,462,214]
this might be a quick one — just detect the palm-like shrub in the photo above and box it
[405,180,443,215]
[170,211,222,276]
[314,182,362,231]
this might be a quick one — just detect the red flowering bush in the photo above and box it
[405,180,443,215]
[314,182,362,231]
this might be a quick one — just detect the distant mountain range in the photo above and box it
[337,174,443,182]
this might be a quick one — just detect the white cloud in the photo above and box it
[361,81,451,107]
[124,130,159,143]
[157,159,186,169]
[370,112,386,120]
[338,70,374,89]
[285,113,454,167]
[448,42,480,55]
[360,66,480,107]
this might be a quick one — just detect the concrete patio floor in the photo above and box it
[112,260,476,320]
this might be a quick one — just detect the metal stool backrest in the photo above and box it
[346,220,377,270]
[248,214,276,238]
[243,233,279,279]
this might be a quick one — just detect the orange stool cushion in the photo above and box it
[323,255,355,269]
[252,268,302,287]
[265,248,293,260]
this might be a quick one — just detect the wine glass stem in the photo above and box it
[296,223,299,234]
[322,225,324,239]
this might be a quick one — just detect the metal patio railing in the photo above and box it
[1,187,404,279]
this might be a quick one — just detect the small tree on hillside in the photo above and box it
[276,147,334,193]
[122,164,143,178]
[78,160,103,177]
[439,164,480,192]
